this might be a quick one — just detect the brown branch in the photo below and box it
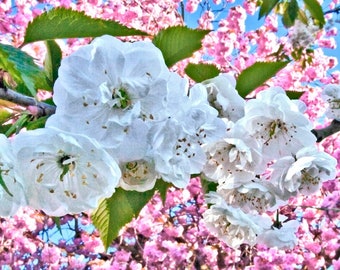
[324,6,340,15]
[0,86,56,117]
[312,119,340,142]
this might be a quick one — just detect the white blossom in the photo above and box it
[0,134,27,216]
[270,156,298,200]
[47,35,187,152]
[287,146,337,195]
[289,20,319,48]
[217,177,281,213]
[322,84,340,120]
[107,119,150,163]
[149,119,207,188]
[12,128,121,216]
[257,217,300,249]
[180,83,226,145]
[119,158,158,192]
[238,87,316,160]
[203,192,271,249]
[271,146,337,197]
[149,84,225,188]
[202,73,245,122]
[203,123,264,183]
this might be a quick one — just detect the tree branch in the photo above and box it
[180,1,185,22]
[324,6,340,15]
[312,119,340,142]
[0,86,56,117]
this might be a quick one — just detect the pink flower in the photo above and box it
[305,242,322,254]
[322,229,338,241]
[185,0,200,13]
[243,0,257,15]
[114,250,131,263]
[68,255,86,269]
[326,27,338,36]
[41,245,60,265]
[332,259,340,269]
[198,11,215,30]
[318,38,336,49]
[82,234,104,253]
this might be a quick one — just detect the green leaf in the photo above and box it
[23,8,148,44]
[303,0,325,28]
[201,178,218,194]
[5,113,30,137]
[0,124,11,135]
[282,0,299,28]
[0,171,13,197]
[26,116,48,130]
[297,8,309,25]
[259,0,280,19]
[236,61,289,97]
[156,179,171,204]
[52,217,63,235]
[153,26,209,67]
[0,44,51,96]
[286,90,304,99]
[0,109,11,123]
[44,40,62,85]
[184,63,220,83]
[92,180,169,250]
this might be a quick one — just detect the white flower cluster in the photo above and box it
[289,20,319,49]
[322,84,340,120]
[0,35,225,216]
[201,76,337,249]
[0,35,337,249]
[0,130,121,217]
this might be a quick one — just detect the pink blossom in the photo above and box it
[198,11,215,30]
[185,0,200,13]
[114,250,131,262]
[332,259,340,269]
[243,0,257,15]
[305,242,322,254]
[326,27,338,36]
[318,38,337,49]
[225,6,247,33]
[264,14,278,31]
[163,225,184,238]
[303,208,318,220]
[82,234,104,253]
[322,228,338,241]
[68,255,86,269]
[143,240,167,263]
[41,245,60,265]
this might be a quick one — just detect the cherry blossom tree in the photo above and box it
[0,0,339,268]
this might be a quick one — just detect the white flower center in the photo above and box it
[216,214,231,234]
[122,160,151,186]
[329,99,340,110]
[257,119,296,146]
[57,153,77,182]
[175,137,196,159]
[300,169,320,187]
[111,86,131,109]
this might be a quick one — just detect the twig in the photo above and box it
[0,86,56,117]
[324,6,340,15]
[312,119,340,142]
